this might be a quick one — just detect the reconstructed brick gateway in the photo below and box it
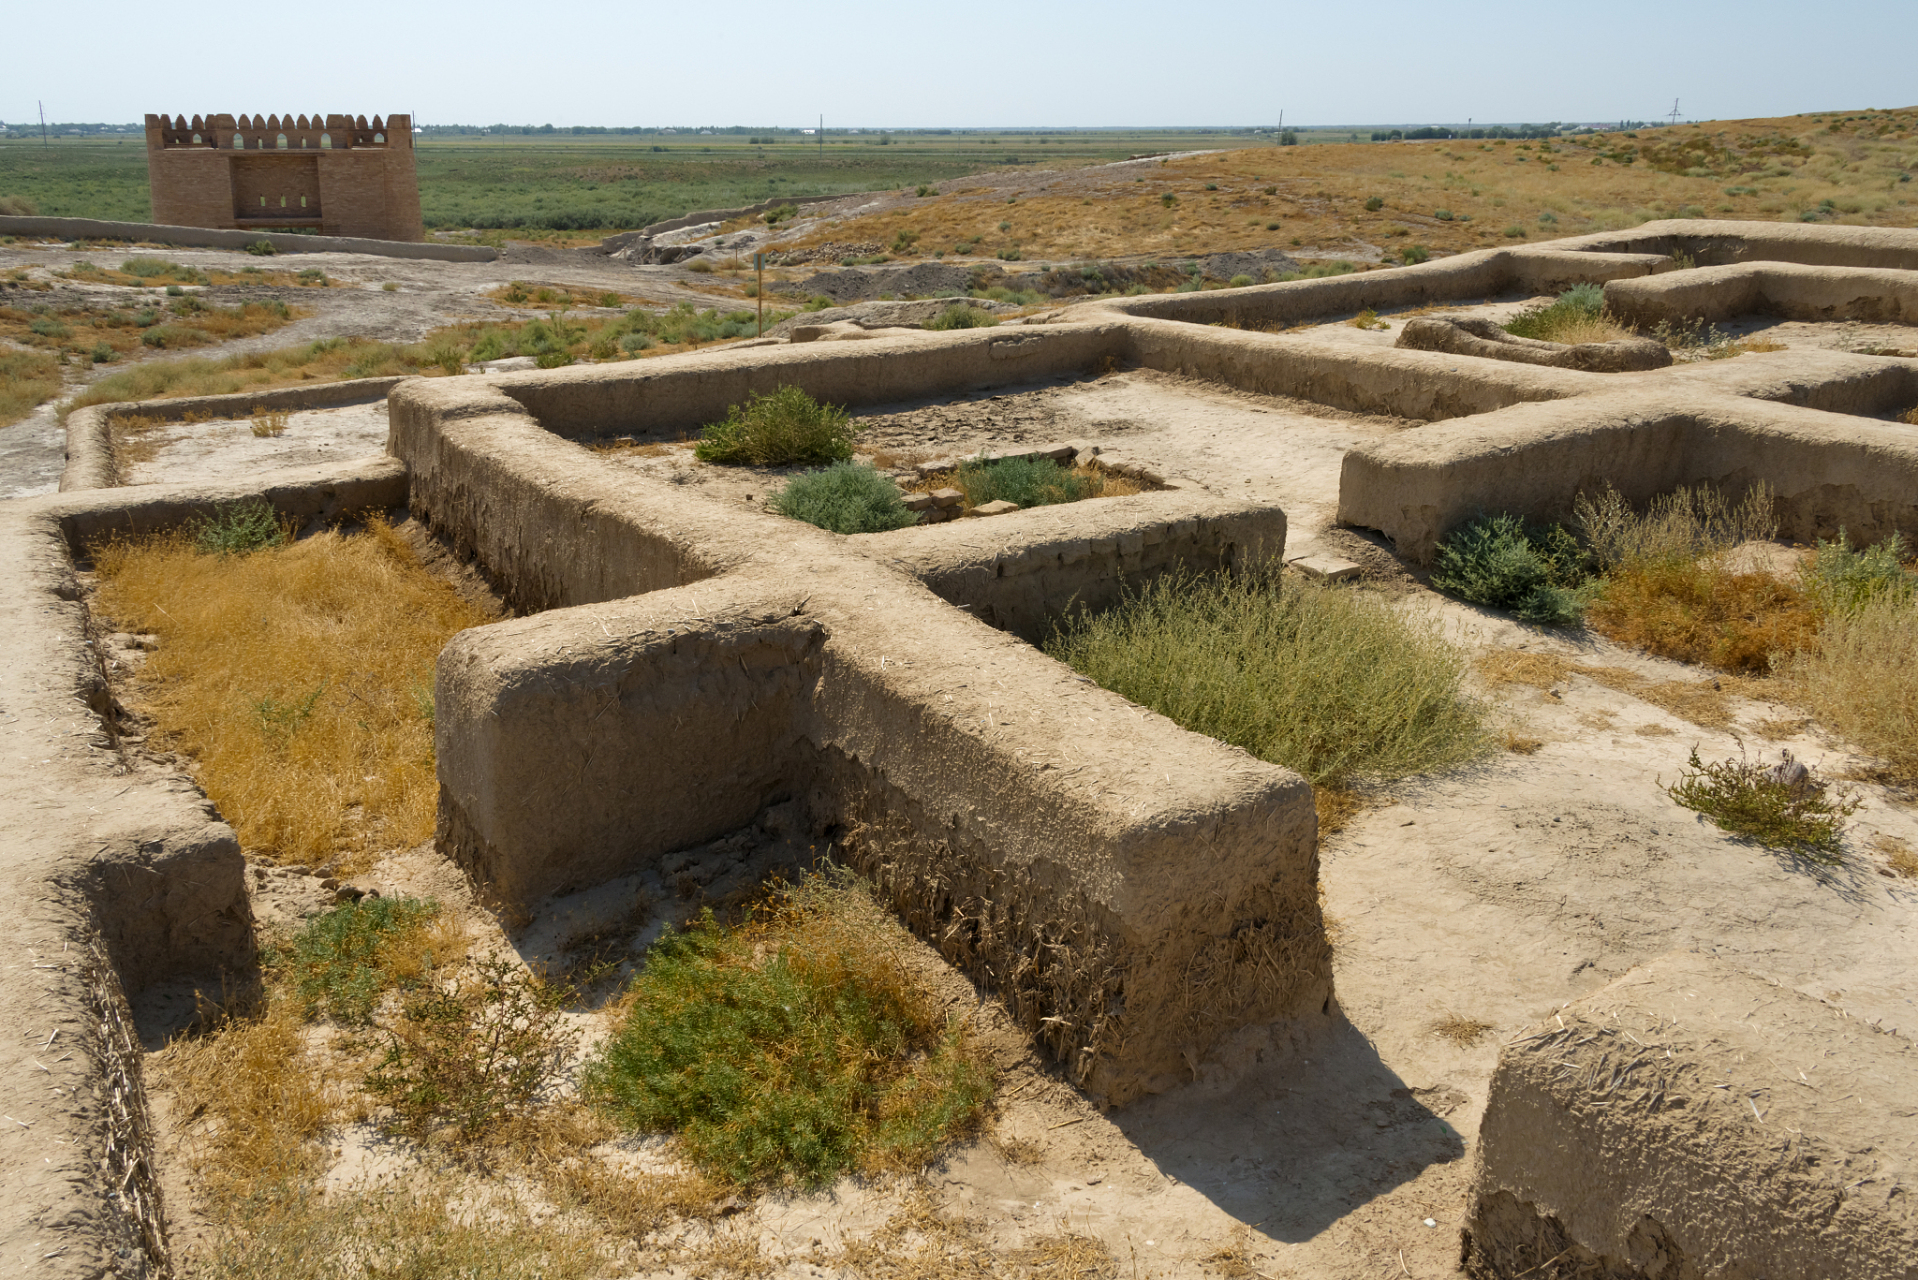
[143,111,423,242]
[7,219,1917,1275]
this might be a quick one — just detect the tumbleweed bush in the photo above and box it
[694,385,857,466]
[773,462,920,534]
[1502,284,1632,344]
[1664,748,1859,863]
[1046,569,1489,789]
[583,870,991,1187]
[93,517,494,868]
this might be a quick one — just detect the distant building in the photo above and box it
[142,112,423,242]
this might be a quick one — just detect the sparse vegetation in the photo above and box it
[1503,284,1631,344]
[1047,569,1489,790]
[191,499,288,556]
[694,386,856,466]
[365,955,577,1141]
[1784,590,1918,782]
[268,896,447,1024]
[923,303,998,330]
[773,462,920,534]
[0,348,62,428]
[93,517,494,868]
[584,871,992,1187]
[249,408,288,438]
[1665,748,1859,863]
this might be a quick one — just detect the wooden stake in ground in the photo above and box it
[755,252,766,336]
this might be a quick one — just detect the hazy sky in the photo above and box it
[10,0,1915,129]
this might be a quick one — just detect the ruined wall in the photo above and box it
[144,111,423,242]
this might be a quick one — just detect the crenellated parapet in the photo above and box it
[141,111,420,241]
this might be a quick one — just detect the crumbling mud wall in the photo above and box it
[1336,387,1918,563]
[397,340,1329,1108]
[1605,261,1918,329]
[1462,952,1918,1280]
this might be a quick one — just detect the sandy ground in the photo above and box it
[123,400,392,486]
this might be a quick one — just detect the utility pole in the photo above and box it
[1669,98,1681,127]
[40,101,48,147]
[819,114,823,159]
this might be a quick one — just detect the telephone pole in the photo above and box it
[1669,98,1681,127]
[40,101,48,147]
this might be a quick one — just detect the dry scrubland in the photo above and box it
[769,110,1918,264]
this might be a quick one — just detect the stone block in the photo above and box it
[900,491,934,512]
[1290,554,1362,582]
[966,500,1019,517]
[930,487,964,508]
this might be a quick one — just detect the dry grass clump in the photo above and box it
[912,455,1142,513]
[584,869,993,1188]
[0,347,62,427]
[93,516,494,869]
[198,1174,602,1280]
[1872,833,1918,878]
[1503,285,1634,345]
[67,335,449,414]
[1474,647,1747,732]
[1577,482,1821,674]
[249,407,288,438]
[1431,1013,1496,1046]
[1049,569,1490,791]
[812,1185,1117,1279]
[1783,591,1918,782]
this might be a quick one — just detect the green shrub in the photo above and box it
[246,240,277,256]
[1434,209,1455,221]
[364,956,574,1141]
[192,499,289,557]
[1400,245,1431,264]
[1805,531,1916,612]
[1047,570,1488,788]
[924,303,997,331]
[773,463,919,534]
[1432,513,1589,624]
[1503,284,1615,342]
[583,873,990,1187]
[266,896,442,1025]
[1665,749,1858,864]
[953,455,1088,509]
[694,386,855,466]
[1229,274,1255,287]
[1504,225,1528,238]
[1364,196,1384,211]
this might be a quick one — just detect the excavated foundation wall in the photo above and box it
[0,461,400,1277]
[1462,952,1918,1279]
[1337,388,1918,563]
[393,334,1324,1107]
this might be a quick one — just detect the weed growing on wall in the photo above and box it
[1047,569,1489,789]
[584,871,991,1187]
[773,462,919,534]
[1431,514,1590,624]
[923,303,998,330]
[695,386,856,466]
[192,499,288,556]
[1665,749,1859,863]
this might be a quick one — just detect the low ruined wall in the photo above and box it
[1605,261,1918,329]
[1337,391,1918,562]
[62,376,408,491]
[401,341,1328,1107]
[865,489,1286,644]
[1124,317,1598,420]
[1558,218,1918,271]
[0,214,497,261]
[1463,952,1918,1279]
[487,322,1131,441]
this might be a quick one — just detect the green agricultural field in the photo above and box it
[0,130,1293,238]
